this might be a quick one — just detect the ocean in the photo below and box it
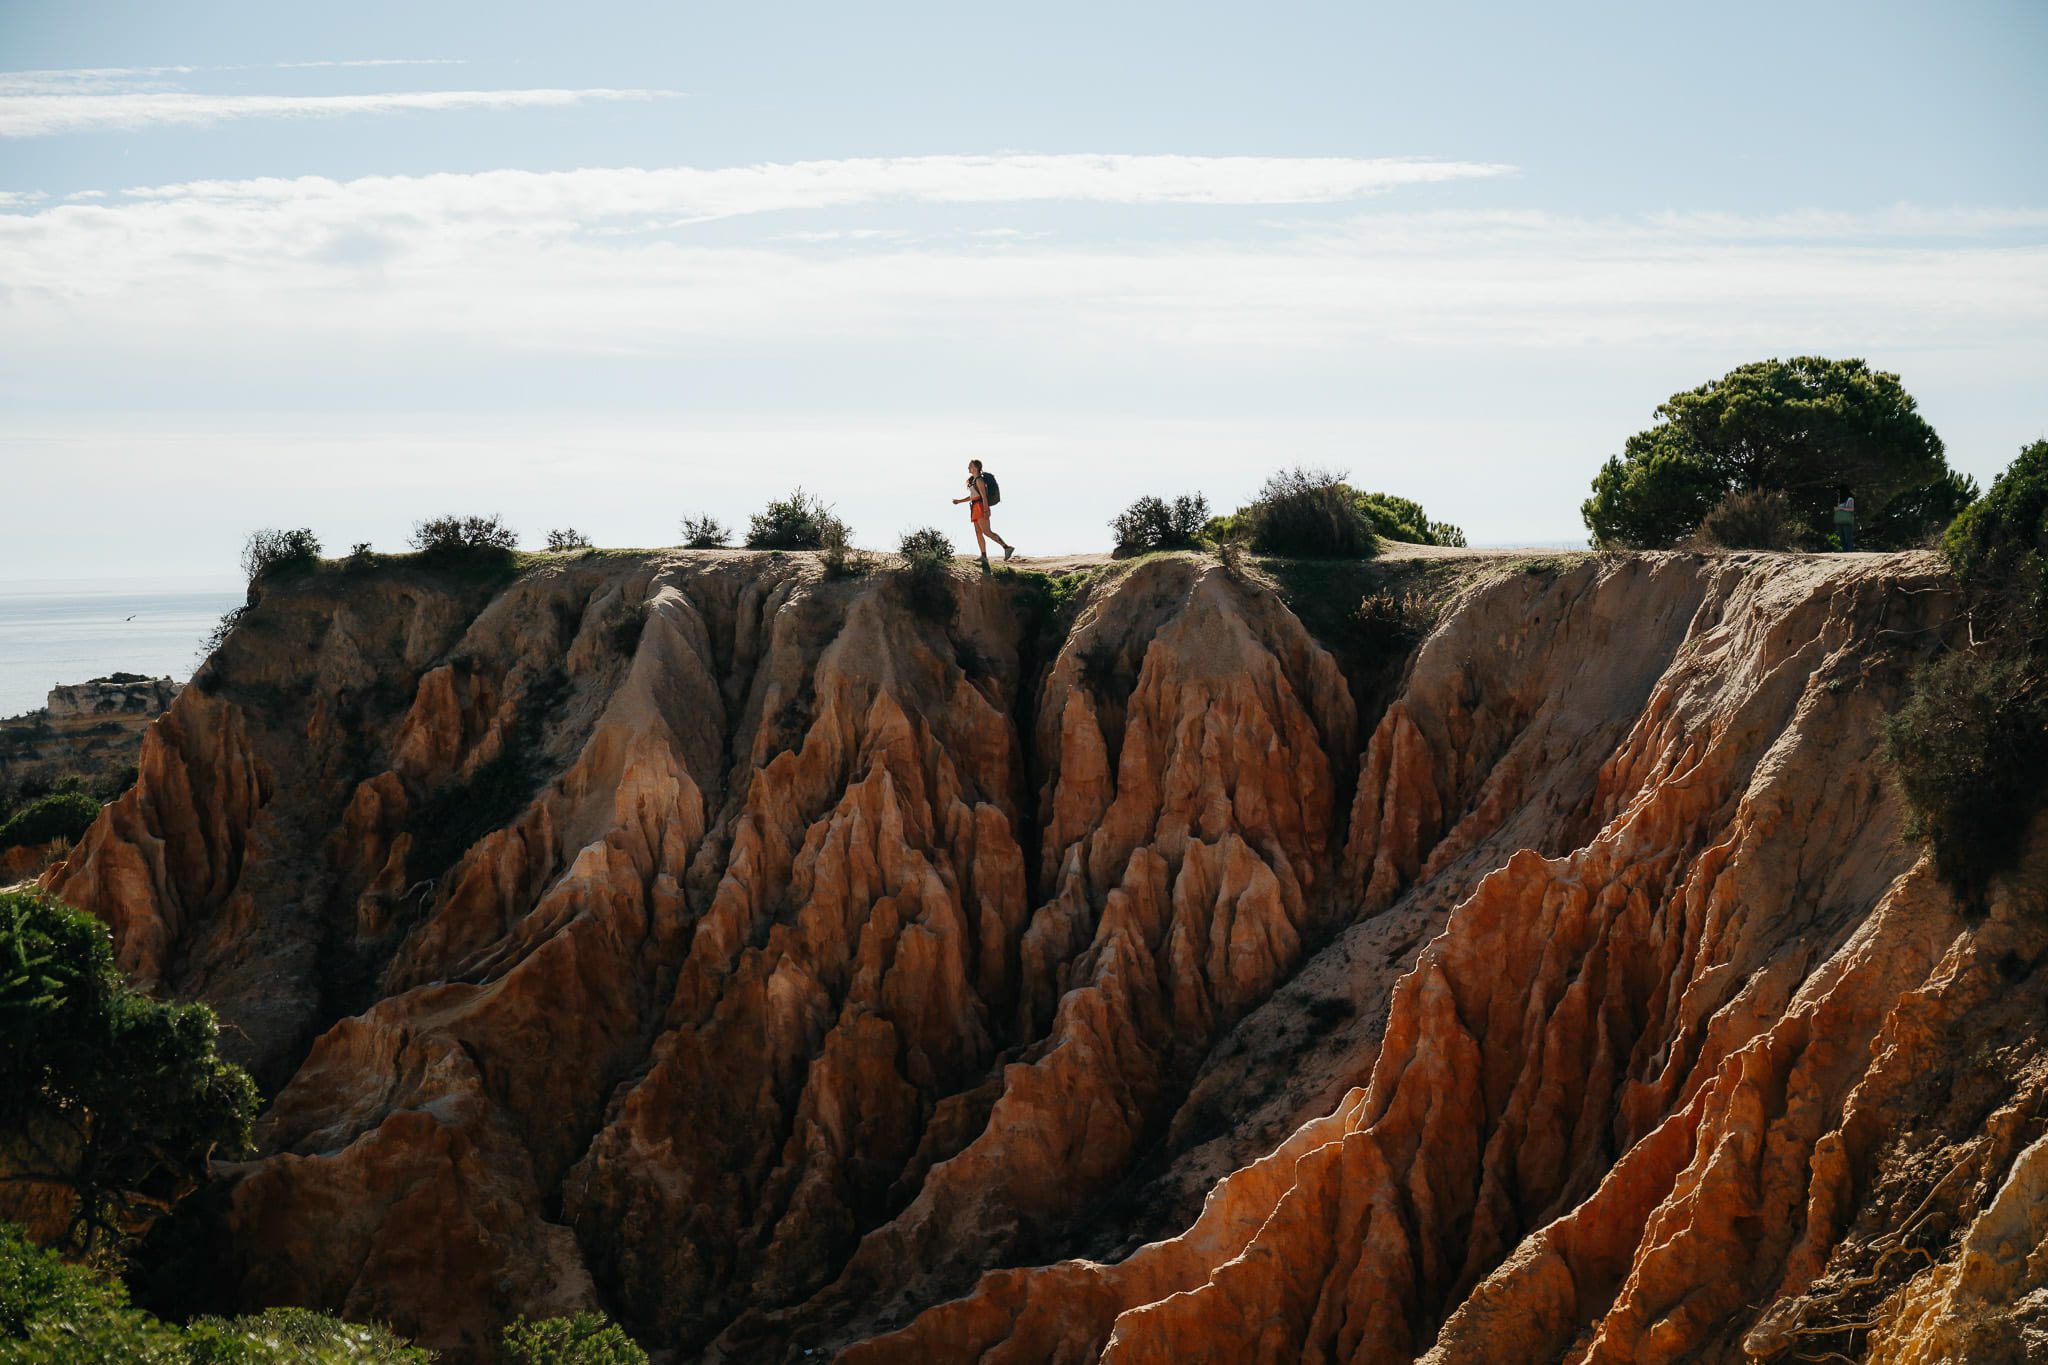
[0,582,245,720]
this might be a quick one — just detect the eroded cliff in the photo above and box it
[39,547,2048,1363]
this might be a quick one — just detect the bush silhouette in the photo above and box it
[1110,494,1209,557]
[1239,468,1378,559]
[745,489,847,551]
[681,514,732,549]
[240,528,322,587]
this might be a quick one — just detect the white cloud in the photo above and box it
[0,159,2039,376]
[0,86,674,137]
[0,190,48,205]
[0,60,466,95]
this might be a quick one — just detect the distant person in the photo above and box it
[953,459,1015,572]
[1834,486,1857,551]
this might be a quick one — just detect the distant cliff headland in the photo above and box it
[0,673,175,880]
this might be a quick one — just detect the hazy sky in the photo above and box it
[3,0,2045,579]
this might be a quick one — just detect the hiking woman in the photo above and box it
[953,459,1015,571]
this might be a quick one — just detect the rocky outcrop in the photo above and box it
[33,547,2048,1362]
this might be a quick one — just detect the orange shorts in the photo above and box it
[969,500,990,525]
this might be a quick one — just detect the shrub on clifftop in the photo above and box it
[410,514,519,557]
[1110,494,1209,557]
[680,514,731,549]
[1234,468,1379,559]
[745,489,849,551]
[240,528,322,587]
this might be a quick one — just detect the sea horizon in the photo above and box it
[0,581,244,721]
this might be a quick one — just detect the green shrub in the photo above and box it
[897,528,957,622]
[0,791,99,853]
[501,1312,647,1365]
[1240,468,1378,559]
[1354,492,1466,547]
[409,514,518,555]
[1942,439,2048,645]
[1885,651,2048,899]
[184,1307,434,1363]
[1691,487,1805,551]
[544,529,592,553]
[0,1223,431,1362]
[1110,495,1209,557]
[744,489,847,551]
[680,514,731,549]
[0,889,258,1254]
[240,529,322,587]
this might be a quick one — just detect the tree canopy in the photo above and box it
[0,889,257,1255]
[1582,357,1975,550]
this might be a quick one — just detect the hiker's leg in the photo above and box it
[974,523,991,563]
[988,522,1012,551]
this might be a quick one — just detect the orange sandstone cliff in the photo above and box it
[35,548,2048,1362]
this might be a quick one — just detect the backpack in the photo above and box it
[979,471,1002,507]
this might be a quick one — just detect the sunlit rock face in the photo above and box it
[43,547,2048,1363]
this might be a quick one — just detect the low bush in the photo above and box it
[1355,492,1466,548]
[0,790,99,852]
[898,527,957,621]
[1240,468,1378,559]
[680,514,732,549]
[240,528,322,586]
[1110,494,1209,557]
[1691,487,1805,551]
[410,513,518,556]
[545,528,593,553]
[1885,651,2048,900]
[0,1222,431,1362]
[502,1311,648,1365]
[745,489,847,551]
[820,519,872,580]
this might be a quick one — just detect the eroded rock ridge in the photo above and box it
[41,549,2048,1363]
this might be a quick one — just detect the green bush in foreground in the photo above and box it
[0,792,99,854]
[0,890,257,1255]
[0,1222,433,1362]
[501,1312,647,1365]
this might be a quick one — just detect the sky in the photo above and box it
[2,0,2045,580]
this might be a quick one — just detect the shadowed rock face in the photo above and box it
[37,548,2048,1363]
